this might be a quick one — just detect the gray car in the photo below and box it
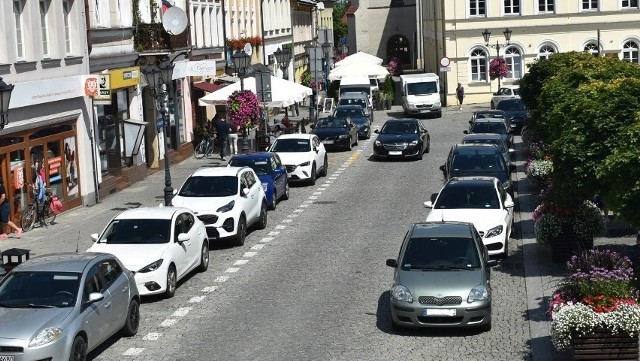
[386,222,497,331]
[0,252,140,360]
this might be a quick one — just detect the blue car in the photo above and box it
[228,152,289,210]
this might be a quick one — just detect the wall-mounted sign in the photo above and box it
[94,74,111,105]
[109,66,141,89]
[8,76,85,109]
[172,60,217,80]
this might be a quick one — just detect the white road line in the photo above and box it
[161,319,177,327]
[189,296,206,303]
[357,149,364,152]
[123,348,145,355]
[275,224,287,230]
[225,267,240,273]
[234,259,249,265]
[298,204,309,208]
[313,192,322,195]
[172,307,192,317]
[304,200,314,204]
[288,214,299,218]
[202,286,218,292]
[308,196,318,199]
[214,276,229,283]
[281,218,293,223]
[142,333,162,341]
[243,251,258,257]
[338,168,347,171]
[260,236,274,242]
[267,230,280,236]
[293,208,305,212]
[329,177,338,180]
[318,187,327,191]
[251,244,264,250]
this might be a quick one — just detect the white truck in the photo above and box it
[400,73,442,118]
[339,75,372,102]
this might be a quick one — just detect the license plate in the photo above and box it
[420,109,430,113]
[388,151,402,156]
[322,140,334,144]
[423,308,456,317]
[0,356,15,361]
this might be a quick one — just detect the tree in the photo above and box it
[332,2,348,45]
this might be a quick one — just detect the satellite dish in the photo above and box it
[162,7,188,35]
[243,43,253,56]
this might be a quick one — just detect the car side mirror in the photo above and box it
[242,188,250,196]
[310,124,315,129]
[423,201,433,208]
[463,130,469,134]
[374,129,380,134]
[468,120,473,125]
[386,259,398,268]
[439,165,446,172]
[430,192,438,203]
[493,92,498,95]
[172,188,178,195]
[87,292,104,304]
[90,233,99,242]
[177,233,190,243]
[486,259,498,267]
[504,199,515,208]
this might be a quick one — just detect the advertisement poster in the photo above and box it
[65,137,78,198]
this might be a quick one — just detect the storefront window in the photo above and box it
[97,89,130,175]
[168,80,185,150]
[47,140,64,200]
[10,150,26,221]
[64,137,79,199]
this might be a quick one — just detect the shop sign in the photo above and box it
[83,76,99,97]
[8,75,85,109]
[172,60,217,80]
[109,66,141,89]
[94,74,111,105]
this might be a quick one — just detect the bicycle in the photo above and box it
[21,185,56,232]
[194,136,215,159]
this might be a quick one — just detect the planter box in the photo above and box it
[548,230,593,263]
[572,328,639,360]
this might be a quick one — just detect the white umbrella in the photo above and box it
[328,62,389,81]
[199,76,312,107]
[334,51,383,68]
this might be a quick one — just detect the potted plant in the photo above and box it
[526,158,553,188]
[227,90,261,149]
[549,249,640,359]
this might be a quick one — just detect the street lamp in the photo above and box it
[305,44,316,134]
[274,47,292,80]
[232,50,251,152]
[482,28,512,89]
[142,58,174,207]
[0,77,15,130]
[321,42,331,93]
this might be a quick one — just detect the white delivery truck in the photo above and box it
[400,73,442,118]
[339,75,372,102]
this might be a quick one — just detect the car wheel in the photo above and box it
[480,320,492,332]
[346,137,352,151]
[233,215,247,246]
[391,320,403,332]
[426,137,431,153]
[500,238,509,259]
[164,265,177,298]
[354,136,358,146]
[319,154,328,177]
[69,336,87,361]
[282,179,290,200]
[490,101,495,109]
[257,202,268,229]
[416,149,423,160]
[269,190,277,210]
[308,164,317,185]
[121,299,140,337]
[197,241,209,272]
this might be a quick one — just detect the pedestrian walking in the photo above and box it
[456,83,465,110]
[228,122,238,155]
[213,114,230,160]
[0,177,22,239]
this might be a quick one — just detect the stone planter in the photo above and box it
[572,327,639,360]
[547,228,593,263]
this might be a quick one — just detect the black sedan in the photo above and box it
[312,116,358,151]
[469,109,511,130]
[373,118,430,160]
[333,105,371,139]
[495,99,530,134]
[464,117,514,148]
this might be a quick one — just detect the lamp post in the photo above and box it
[274,47,292,80]
[0,77,15,130]
[482,28,512,89]
[305,44,317,134]
[321,42,331,94]
[232,50,251,152]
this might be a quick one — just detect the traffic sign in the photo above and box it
[439,57,450,67]
[439,67,451,72]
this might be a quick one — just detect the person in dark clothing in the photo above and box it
[456,83,465,110]
[0,177,22,239]
[213,114,230,160]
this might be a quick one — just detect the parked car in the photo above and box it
[268,133,328,185]
[440,144,514,195]
[172,166,268,246]
[469,109,511,130]
[333,104,371,139]
[228,152,290,210]
[386,222,497,331]
[490,85,520,109]
[311,115,358,151]
[495,98,530,134]
[338,91,374,123]
[88,207,210,298]
[462,133,514,171]
[0,253,140,360]
[373,118,430,161]
[464,117,514,148]
[424,177,514,258]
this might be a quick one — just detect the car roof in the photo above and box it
[410,222,474,238]
[472,117,507,123]
[191,166,247,177]
[383,118,419,123]
[15,252,111,273]
[500,85,520,89]
[498,98,524,104]
[340,92,368,98]
[275,133,314,140]
[475,110,505,114]
[446,177,498,187]
[452,143,502,154]
[230,152,273,160]
[113,206,189,220]
[335,105,362,109]
[463,133,503,140]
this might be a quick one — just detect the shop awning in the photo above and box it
[194,81,224,93]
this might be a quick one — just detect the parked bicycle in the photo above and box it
[21,184,57,232]
[194,135,215,159]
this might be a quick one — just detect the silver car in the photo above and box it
[386,222,497,331]
[0,253,140,360]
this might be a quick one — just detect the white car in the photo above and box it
[424,177,514,258]
[490,85,520,109]
[87,207,209,298]
[171,166,267,247]
[268,133,328,185]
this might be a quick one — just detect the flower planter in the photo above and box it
[572,328,639,360]
[547,230,593,263]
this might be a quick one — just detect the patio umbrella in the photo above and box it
[199,76,312,108]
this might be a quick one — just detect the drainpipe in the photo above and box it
[84,0,93,54]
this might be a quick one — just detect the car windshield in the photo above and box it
[339,98,366,108]
[271,139,311,152]
[463,139,506,153]
[99,219,172,244]
[406,81,438,96]
[334,108,364,118]
[0,271,81,308]
[316,118,349,128]
[381,122,417,134]
[351,117,368,125]
[470,122,507,134]
[229,158,271,175]
[497,100,525,111]
[401,237,480,270]
[178,175,238,197]
[476,112,504,119]
[452,153,506,172]
[434,184,500,209]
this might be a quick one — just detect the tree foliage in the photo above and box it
[332,3,348,45]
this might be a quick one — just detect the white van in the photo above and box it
[339,75,372,102]
[400,73,442,118]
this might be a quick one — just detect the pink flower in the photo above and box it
[489,58,509,80]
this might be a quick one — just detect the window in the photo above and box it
[13,0,24,59]
[99,259,123,288]
[538,44,557,60]
[538,0,555,12]
[469,0,486,16]
[504,0,520,14]
[584,42,600,56]
[621,0,639,8]
[63,0,72,54]
[505,47,522,79]
[470,49,488,82]
[582,0,598,10]
[621,41,639,63]
[40,0,50,57]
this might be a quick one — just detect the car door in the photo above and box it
[80,263,115,351]
[245,170,262,222]
[98,258,130,334]
[312,136,325,169]
[271,155,286,199]
[180,212,201,271]
[172,213,192,277]
[418,121,428,152]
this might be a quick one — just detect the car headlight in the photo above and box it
[409,140,418,146]
[299,161,310,167]
[374,140,382,146]
[468,284,490,303]
[338,134,349,139]
[261,182,268,191]
[138,259,163,273]
[391,284,413,303]
[217,200,235,213]
[484,225,504,238]
[29,327,63,347]
[434,101,441,107]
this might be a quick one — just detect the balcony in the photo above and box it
[134,23,189,53]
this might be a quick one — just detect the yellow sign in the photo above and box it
[108,66,141,89]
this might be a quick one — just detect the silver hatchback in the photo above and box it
[386,222,497,331]
[0,252,140,360]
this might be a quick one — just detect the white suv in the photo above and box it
[490,85,520,109]
[268,134,328,185]
[172,166,267,247]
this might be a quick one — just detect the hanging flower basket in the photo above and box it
[489,58,509,80]
[227,90,261,133]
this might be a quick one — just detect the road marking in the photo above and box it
[225,267,240,273]
[202,286,218,292]
[357,149,364,152]
[329,177,338,180]
[161,319,177,327]
[281,218,293,223]
[313,192,322,195]
[293,209,304,212]
[304,200,314,204]
[275,224,287,230]
[308,196,318,200]
[260,236,274,242]
[338,167,347,171]
[214,276,229,283]
[298,204,309,208]
[243,251,258,257]
[251,244,264,250]
[234,259,249,265]
[189,296,206,303]
[172,307,192,317]
[123,348,145,355]
[267,231,280,236]
[323,181,333,184]
[288,213,299,218]
[142,333,161,341]
[318,187,327,191]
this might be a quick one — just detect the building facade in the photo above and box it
[423,1,640,106]
[262,0,294,79]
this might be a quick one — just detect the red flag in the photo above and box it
[161,0,172,13]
